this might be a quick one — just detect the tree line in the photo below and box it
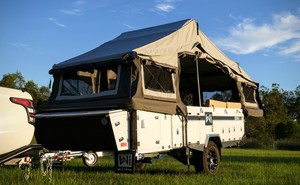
[246,84,300,149]
[0,72,50,107]
[1,72,299,149]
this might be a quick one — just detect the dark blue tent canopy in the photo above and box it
[50,19,191,74]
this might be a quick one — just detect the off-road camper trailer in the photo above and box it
[35,19,263,174]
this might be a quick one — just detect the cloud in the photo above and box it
[9,42,33,51]
[60,0,86,15]
[154,0,177,13]
[48,17,57,22]
[122,23,134,29]
[48,17,66,28]
[9,43,31,48]
[54,22,66,28]
[156,4,175,12]
[60,8,83,16]
[214,12,300,56]
[74,0,85,5]
[280,40,300,55]
[280,40,300,61]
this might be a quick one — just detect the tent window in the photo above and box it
[62,71,95,95]
[143,64,174,93]
[97,67,118,92]
[243,85,256,103]
[60,65,119,97]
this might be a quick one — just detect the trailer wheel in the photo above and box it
[202,141,220,175]
[83,152,98,167]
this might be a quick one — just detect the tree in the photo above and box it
[245,116,267,139]
[39,86,51,100]
[275,121,294,139]
[246,84,292,147]
[25,80,40,105]
[0,72,50,108]
[211,90,232,101]
[294,86,300,121]
[270,84,289,124]
[0,72,25,89]
[262,84,289,139]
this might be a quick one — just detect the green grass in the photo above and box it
[1,148,299,185]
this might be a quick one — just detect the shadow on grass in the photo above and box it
[61,164,115,173]
[137,168,197,175]
[57,162,196,175]
[222,155,300,164]
[49,155,300,175]
[7,150,296,175]
[3,155,299,176]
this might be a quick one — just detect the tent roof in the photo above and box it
[50,19,191,73]
[50,18,255,84]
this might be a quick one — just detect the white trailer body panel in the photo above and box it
[136,111,169,153]
[131,106,244,154]
[135,110,184,154]
[109,110,130,151]
[186,106,244,149]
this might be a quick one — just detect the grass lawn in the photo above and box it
[0,148,299,185]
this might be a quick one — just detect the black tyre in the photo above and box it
[202,141,220,175]
[83,152,98,167]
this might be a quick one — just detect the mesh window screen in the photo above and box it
[143,65,174,93]
[243,85,256,103]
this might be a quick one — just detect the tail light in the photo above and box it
[10,97,35,124]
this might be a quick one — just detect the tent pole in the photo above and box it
[196,59,202,106]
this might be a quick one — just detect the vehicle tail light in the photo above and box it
[10,97,36,124]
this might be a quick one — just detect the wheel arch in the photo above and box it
[205,134,222,159]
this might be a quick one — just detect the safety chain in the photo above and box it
[19,157,32,181]
[40,155,53,183]
[24,163,31,181]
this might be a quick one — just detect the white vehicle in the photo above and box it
[0,87,35,156]
[35,19,263,174]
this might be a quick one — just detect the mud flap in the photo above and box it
[115,150,136,173]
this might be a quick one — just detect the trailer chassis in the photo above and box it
[0,145,108,182]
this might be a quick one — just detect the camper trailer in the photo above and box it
[35,19,263,174]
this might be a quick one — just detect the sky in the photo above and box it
[0,0,300,91]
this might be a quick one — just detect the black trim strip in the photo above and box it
[36,109,123,118]
[187,115,243,121]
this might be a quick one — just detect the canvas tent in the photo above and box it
[47,18,263,117]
